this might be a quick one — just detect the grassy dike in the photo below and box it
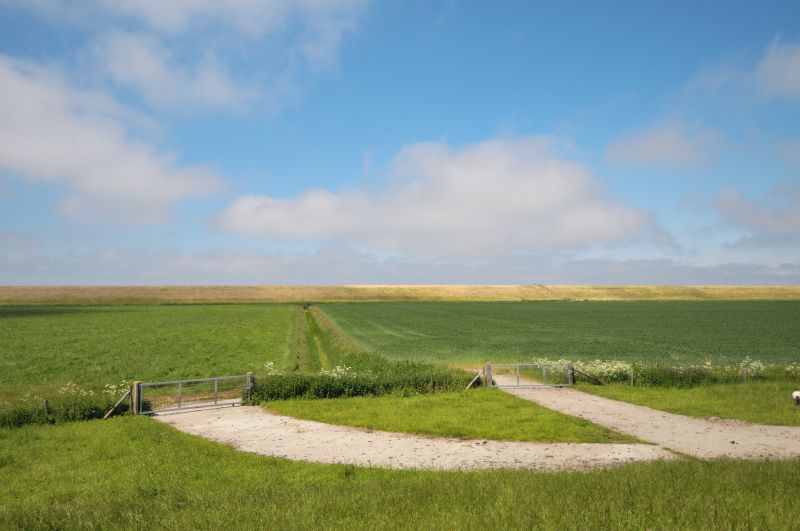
[3,417,800,529]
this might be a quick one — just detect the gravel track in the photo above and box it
[496,375,800,459]
[154,406,671,471]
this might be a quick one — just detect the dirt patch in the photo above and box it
[496,375,800,459]
[153,406,671,471]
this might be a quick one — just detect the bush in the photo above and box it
[0,384,129,428]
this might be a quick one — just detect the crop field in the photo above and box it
[321,301,800,365]
[0,304,295,396]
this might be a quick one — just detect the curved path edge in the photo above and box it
[153,405,672,471]
[496,375,800,460]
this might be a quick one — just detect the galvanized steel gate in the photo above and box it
[132,373,253,414]
[484,362,574,388]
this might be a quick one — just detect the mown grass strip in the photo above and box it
[3,418,800,529]
[264,388,636,443]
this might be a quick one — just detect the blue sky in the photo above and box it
[1,0,799,284]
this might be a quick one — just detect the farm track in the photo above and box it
[497,375,800,459]
[153,406,672,471]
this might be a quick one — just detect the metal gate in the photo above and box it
[133,373,253,414]
[485,362,574,388]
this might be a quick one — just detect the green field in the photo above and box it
[265,389,635,443]
[0,304,296,391]
[321,301,800,365]
[3,417,800,529]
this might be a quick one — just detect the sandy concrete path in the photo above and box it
[153,405,671,471]
[495,375,800,459]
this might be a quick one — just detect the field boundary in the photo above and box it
[3,284,800,304]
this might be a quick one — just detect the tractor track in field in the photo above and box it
[495,374,800,460]
[154,406,672,471]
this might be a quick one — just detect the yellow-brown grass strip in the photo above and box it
[1,284,799,304]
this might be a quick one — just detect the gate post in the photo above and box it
[566,363,575,385]
[246,372,254,403]
[484,363,493,387]
[131,381,142,415]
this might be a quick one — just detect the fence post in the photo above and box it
[131,381,141,415]
[246,372,254,403]
[567,362,575,385]
[485,364,493,387]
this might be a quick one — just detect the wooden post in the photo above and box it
[131,381,141,415]
[566,362,575,385]
[246,372,254,403]
[484,363,493,387]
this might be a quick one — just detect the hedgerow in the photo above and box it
[249,362,472,402]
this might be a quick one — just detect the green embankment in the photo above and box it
[321,301,800,365]
[582,382,800,426]
[265,389,636,443]
[3,418,800,529]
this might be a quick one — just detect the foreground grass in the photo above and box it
[0,304,295,392]
[3,418,800,529]
[264,389,635,443]
[582,382,800,426]
[322,301,800,365]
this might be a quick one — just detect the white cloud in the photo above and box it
[0,55,221,223]
[687,37,800,105]
[757,39,800,101]
[4,245,798,285]
[217,137,650,258]
[713,183,800,247]
[606,123,719,169]
[96,31,257,109]
[9,0,367,111]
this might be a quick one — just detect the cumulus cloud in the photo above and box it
[757,39,800,101]
[606,123,719,169]
[687,37,800,104]
[95,31,257,110]
[10,0,367,111]
[0,55,220,223]
[713,183,800,247]
[217,137,650,258]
